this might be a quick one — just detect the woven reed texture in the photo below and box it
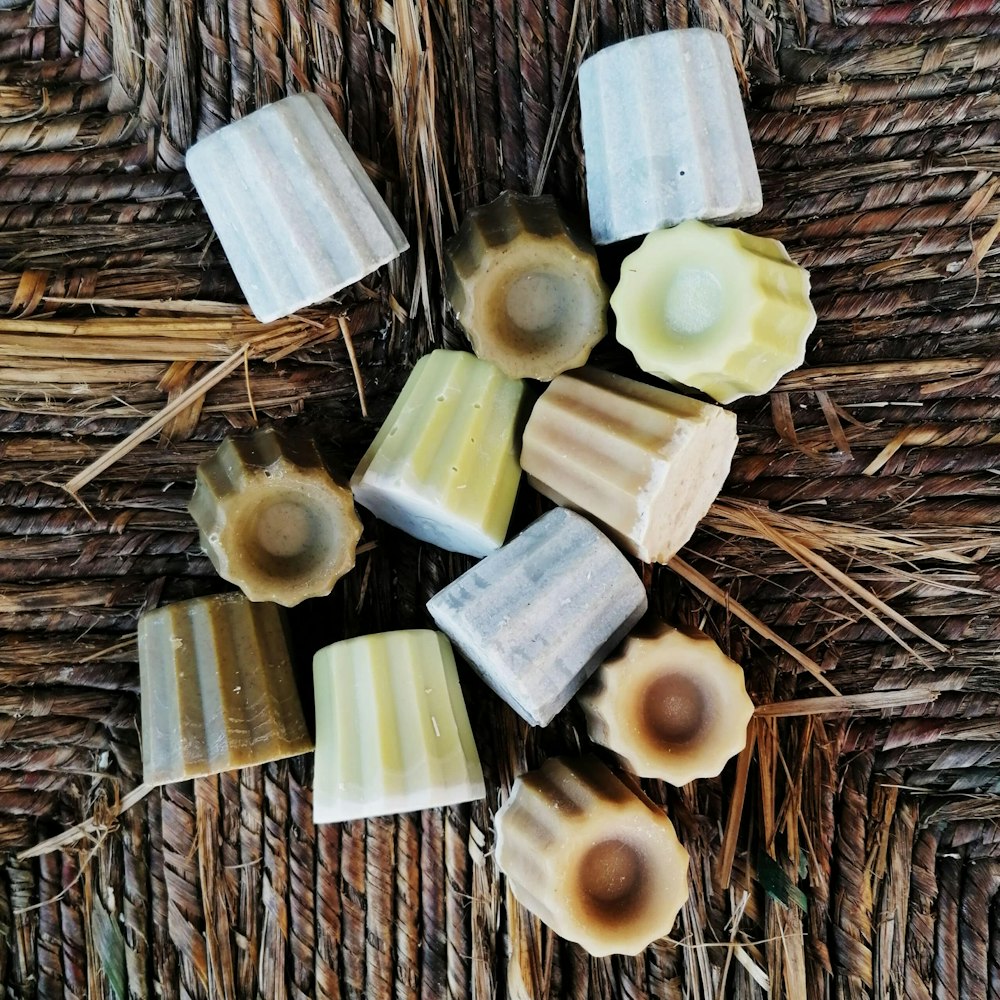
[1,0,999,996]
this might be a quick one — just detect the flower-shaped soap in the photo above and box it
[189,428,362,607]
[579,622,754,785]
[444,191,608,381]
[494,756,689,956]
[612,220,816,403]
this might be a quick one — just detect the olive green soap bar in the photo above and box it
[139,593,313,785]
[312,630,485,823]
[351,350,526,557]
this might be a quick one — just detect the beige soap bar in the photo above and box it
[445,191,608,381]
[579,622,754,785]
[520,367,737,563]
[190,428,362,607]
[139,592,313,785]
[494,755,689,956]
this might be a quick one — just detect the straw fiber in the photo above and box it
[0,0,998,996]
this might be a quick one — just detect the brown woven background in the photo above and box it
[2,0,1000,996]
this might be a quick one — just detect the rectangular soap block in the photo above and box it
[186,93,408,322]
[351,349,526,557]
[519,367,738,564]
[312,630,485,824]
[138,592,313,785]
[426,507,647,727]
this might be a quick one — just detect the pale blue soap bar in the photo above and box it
[427,508,647,727]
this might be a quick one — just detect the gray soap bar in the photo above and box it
[186,93,408,323]
[579,28,762,245]
[427,507,648,727]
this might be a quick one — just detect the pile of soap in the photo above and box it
[138,27,815,959]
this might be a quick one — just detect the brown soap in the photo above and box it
[579,622,754,785]
[445,191,608,381]
[494,755,689,956]
[190,427,362,607]
[138,592,313,785]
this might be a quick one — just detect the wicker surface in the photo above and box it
[1,0,1000,996]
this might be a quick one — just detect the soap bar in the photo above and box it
[312,630,485,823]
[612,221,817,403]
[494,756,689,956]
[426,507,647,727]
[579,28,762,244]
[189,428,362,608]
[138,593,313,785]
[519,368,737,564]
[444,191,608,381]
[579,622,754,785]
[185,93,408,322]
[351,350,526,557]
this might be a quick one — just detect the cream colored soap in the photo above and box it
[579,622,754,785]
[494,756,689,956]
[351,350,526,557]
[612,221,816,403]
[520,367,737,564]
[312,630,485,823]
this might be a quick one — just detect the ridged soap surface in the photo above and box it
[186,93,408,322]
[426,507,647,727]
[578,622,755,785]
[312,630,485,823]
[139,593,313,785]
[579,28,762,244]
[444,191,608,380]
[611,221,817,403]
[351,350,526,557]
[189,428,362,607]
[520,368,738,564]
[494,756,690,956]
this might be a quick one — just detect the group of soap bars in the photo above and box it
[139,26,814,957]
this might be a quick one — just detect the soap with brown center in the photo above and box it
[189,428,362,608]
[444,191,608,381]
[351,349,526,557]
[494,755,689,956]
[139,592,313,785]
[579,622,754,785]
[519,367,737,564]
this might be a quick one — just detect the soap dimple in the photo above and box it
[444,192,608,381]
[494,756,689,956]
[189,428,362,608]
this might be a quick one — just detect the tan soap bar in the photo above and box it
[445,191,608,381]
[138,592,313,785]
[190,428,362,608]
[520,367,737,563]
[494,755,689,956]
[612,221,817,403]
[579,622,754,785]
